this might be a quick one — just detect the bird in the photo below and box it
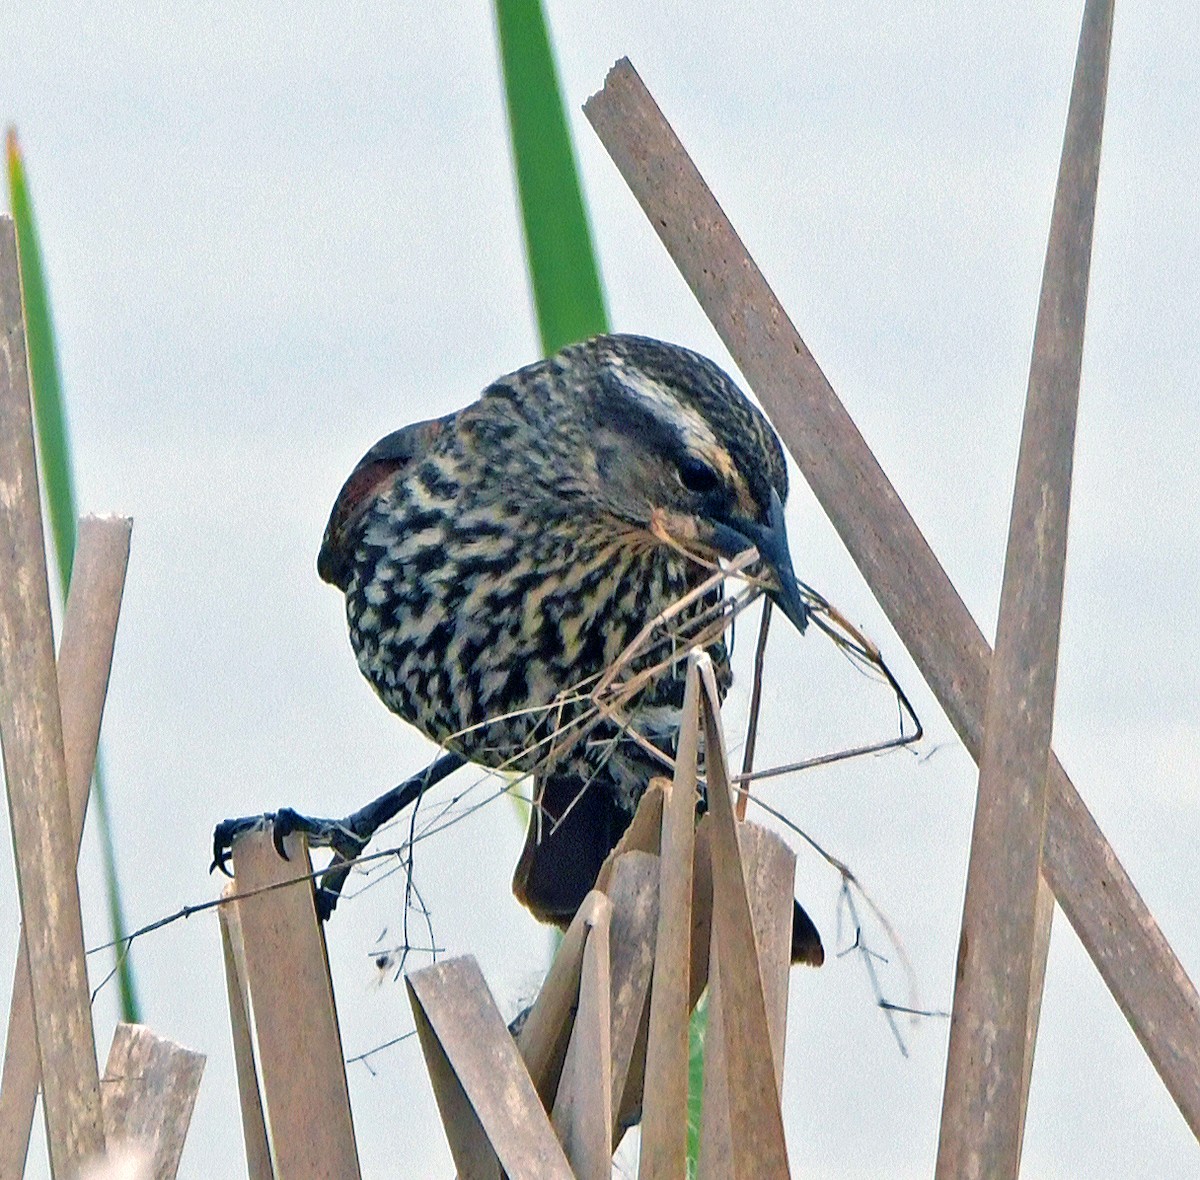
[214,333,824,965]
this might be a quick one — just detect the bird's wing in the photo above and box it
[318,413,455,590]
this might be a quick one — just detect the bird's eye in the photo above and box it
[676,455,721,495]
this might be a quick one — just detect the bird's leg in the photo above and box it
[300,751,466,918]
[211,752,465,919]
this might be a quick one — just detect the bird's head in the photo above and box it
[318,335,810,632]
[555,334,811,633]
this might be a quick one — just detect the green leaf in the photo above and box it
[494,0,609,356]
[687,988,710,1176]
[7,128,141,1024]
[6,129,75,582]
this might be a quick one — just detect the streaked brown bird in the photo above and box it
[214,333,824,965]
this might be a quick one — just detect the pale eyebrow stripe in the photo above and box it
[616,368,725,457]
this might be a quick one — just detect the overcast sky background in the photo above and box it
[2,3,1198,1177]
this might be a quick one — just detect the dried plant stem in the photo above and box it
[738,598,773,820]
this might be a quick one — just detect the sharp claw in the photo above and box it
[211,805,376,915]
[211,816,262,876]
[211,812,288,876]
[272,812,293,860]
[211,825,229,876]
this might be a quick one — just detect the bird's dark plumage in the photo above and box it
[314,334,822,964]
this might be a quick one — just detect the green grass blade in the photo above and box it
[6,129,75,582]
[6,128,141,1024]
[494,0,609,355]
[91,753,140,1019]
[686,988,710,1177]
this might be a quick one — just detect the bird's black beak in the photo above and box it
[708,489,810,634]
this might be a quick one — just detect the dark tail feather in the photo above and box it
[791,899,825,966]
[513,772,824,968]
[512,773,630,925]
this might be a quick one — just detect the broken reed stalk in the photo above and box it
[638,664,701,1178]
[227,831,361,1178]
[937,1,1112,1173]
[0,212,106,1172]
[0,516,131,1174]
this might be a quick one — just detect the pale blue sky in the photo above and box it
[2,4,1198,1176]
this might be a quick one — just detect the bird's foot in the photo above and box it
[210,809,370,920]
[210,813,270,877]
[210,809,369,874]
[210,753,466,921]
